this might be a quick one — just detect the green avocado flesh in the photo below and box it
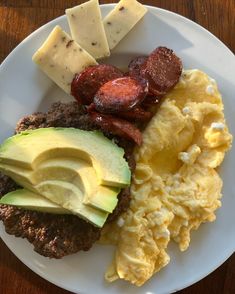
[0,128,131,187]
[0,158,120,213]
[0,189,70,214]
[0,128,130,227]
[0,188,108,227]
[35,180,109,227]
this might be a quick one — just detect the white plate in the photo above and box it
[0,4,235,294]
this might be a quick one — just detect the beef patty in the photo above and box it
[0,102,134,258]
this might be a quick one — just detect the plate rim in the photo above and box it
[0,4,234,294]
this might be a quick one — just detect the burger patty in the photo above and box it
[0,102,134,258]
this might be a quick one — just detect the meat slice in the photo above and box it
[94,77,148,113]
[0,204,101,258]
[0,174,19,197]
[107,187,131,222]
[128,56,147,78]
[71,64,124,105]
[117,107,153,122]
[89,111,142,145]
[142,46,182,96]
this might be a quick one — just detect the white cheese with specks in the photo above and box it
[103,0,147,50]
[32,26,97,94]
[66,0,110,59]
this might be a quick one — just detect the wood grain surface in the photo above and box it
[0,1,234,293]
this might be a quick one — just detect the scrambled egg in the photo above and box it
[100,70,232,286]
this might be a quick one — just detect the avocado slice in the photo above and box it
[35,180,109,227]
[36,158,120,212]
[0,158,120,213]
[0,188,108,227]
[0,189,70,214]
[0,128,131,187]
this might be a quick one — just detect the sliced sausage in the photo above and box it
[117,107,153,122]
[143,46,182,96]
[89,112,142,145]
[141,94,161,108]
[94,77,148,114]
[128,56,147,78]
[140,63,164,96]
[71,64,124,105]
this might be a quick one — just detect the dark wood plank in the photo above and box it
[193,0,235,52]
[223,252,235,294]
[0,1,234,293]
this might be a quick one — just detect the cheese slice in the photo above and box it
[66,0,110,59]
[32,26,97,94]
[103,0,148,50]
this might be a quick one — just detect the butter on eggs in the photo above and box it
[100,69,232,286]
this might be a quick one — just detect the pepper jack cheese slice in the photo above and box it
[66,0,110,59]
[103,0,148,50]
[32,26,97,94]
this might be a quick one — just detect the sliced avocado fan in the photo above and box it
[0,128,131,227]
[0,128,131,187]
[0,188,108,227]
[0,158,120,213]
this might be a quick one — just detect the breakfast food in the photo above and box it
[116,106,153,122]
[71,64,124,104]
[0,101,134,258]
[69,46,182,146]
[32,26,97,94]
[66,0,110,59]
[0,129,132,228]
[33,0,147,97]
[100,69,232,286]
[0,0,233,289]
[89,112,143,145]
[1,189,71,214]
[141,47,183,96]
[128,56,147,78]
[103,0,147,49]
[93,76,148,113]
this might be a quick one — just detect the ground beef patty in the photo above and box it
[0,102,134,258]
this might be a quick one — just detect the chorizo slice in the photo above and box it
[128,56,147,78]
[143,46,183,96]
[117,107,153,122]
[141,94,161,108]
[71,64,124,105]
[89,112,142,145]
[94,77,148,113]
[140,63,164,96]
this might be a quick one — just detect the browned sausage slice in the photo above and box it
[94,77,148,113]
[140,63,164,96]
[141,94,161,108]
[128,56,147,78]
[71,64,124,105]
[89,112,142,145]
[143,47,182,96]
[117,107,153,122]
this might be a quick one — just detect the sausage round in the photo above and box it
[117,107,153,122]
[71,64,124,105]
[94,77,148,113]
[143,46,182,96]
[128,56,147,78]
[89,112,142,145]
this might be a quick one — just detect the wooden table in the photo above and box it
[0,1,234,293]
